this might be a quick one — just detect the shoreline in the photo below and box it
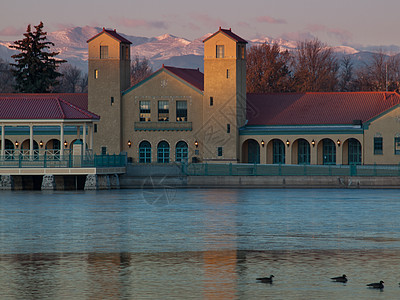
[119,175,400,189]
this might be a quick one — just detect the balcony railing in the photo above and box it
[0,149,126,168]
[134,121,192,131]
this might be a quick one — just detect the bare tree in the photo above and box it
[131,55,153,86]
[353,51,400,92]
[246,43,292,93]
[57,64,82,93]
[0,59,15,92]
[292,39,339,92]
[78,73,88,93]
[338,56,354,92]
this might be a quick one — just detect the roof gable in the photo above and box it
[87,28,132,44]
[123,65,204,95]
[247,92,400,126]
[203,27,248,44]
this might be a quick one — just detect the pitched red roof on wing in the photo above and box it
[0,93,89,110]
[203,27,248,44]
[247,92,400,125]
[0,94,98,120]
[164,66,204,91]
[87,28,132,44]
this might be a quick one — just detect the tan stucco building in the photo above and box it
[2,27,400,167]
[86,27,400,166]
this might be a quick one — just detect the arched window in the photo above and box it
[175,141,188,162]
[139,141,151,163]
[157,141,170,163]
[322,139,336,165]
[298,139,310,165]
[272,139,285,164]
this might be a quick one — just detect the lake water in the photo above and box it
[0,188,400,299]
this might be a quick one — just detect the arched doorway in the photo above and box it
[139,141,152,163]
[157,141,170,163]
[175,141,188,162]
[21,139,39,160]
[4,139,14,160]
[297,139,310,165]
[322,139,336,165]
[348,138,362,165]
[272,139,285,164]
[242,139,260,164]
[45,139,61,159]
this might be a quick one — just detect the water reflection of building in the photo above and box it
[202,191,239,299]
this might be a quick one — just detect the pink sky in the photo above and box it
[1,0,400,48]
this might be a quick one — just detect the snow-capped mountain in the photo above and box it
[0,26,398,73]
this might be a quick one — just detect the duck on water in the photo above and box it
[366,281,384,289]
[256,275,274,283]
[331,274,347,283]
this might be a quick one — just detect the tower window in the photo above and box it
[227,124,230,133]
[94,124,97,133]
[217,147,223,157]
[140,101,151,122]
[238,45,245,59]
[226,69,230,78]
[176,100,187,122]
[100,45,109,59]
[123,45,129,60]
[216,45,224,58]
[94,69,98,79]
[158,100,169,122]
[210,97,214,106]
[111,97,114,106]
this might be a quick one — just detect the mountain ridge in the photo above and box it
[1,26,399,73]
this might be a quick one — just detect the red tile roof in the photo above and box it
[247,92,400,125]
[164,66,204,91]
[87,28,132,44]
[203,27,248,44]
[0,93,89,110]
[0,94,99,120]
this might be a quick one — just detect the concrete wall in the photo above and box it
[120,174,400,189]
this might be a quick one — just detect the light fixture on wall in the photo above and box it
[127,140,132,148]
[311,139,315,147]
[64,140,68,148]
[15,141,19,148]
[337,139,341,147]
[194,140,199,148]
[286,140,290,147]
[39,140,43,148]
[261,140,265,147]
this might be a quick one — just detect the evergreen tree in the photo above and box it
[10,22,65,92]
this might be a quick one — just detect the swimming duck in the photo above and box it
[256,275,274,283]
[366,281,384,289]
[331,274,347,282]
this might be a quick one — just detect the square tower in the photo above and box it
[87,28,131,154]
[202,28,247,162]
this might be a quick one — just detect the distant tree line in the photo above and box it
[247,39,400,93]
